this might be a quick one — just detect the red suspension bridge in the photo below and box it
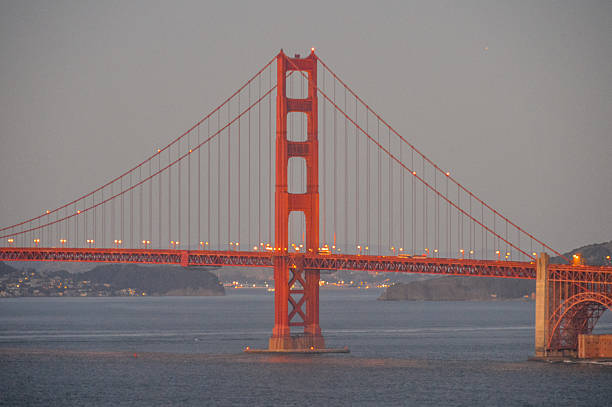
[1,50,610,356]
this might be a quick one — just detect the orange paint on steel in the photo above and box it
[271,49,323,348]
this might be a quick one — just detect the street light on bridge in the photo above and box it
[170,240,180,249]
[33,239,40,247]
[60,239,67,247]
[142,240,151,249]
[7,238,14,246]
[86,239,95,248]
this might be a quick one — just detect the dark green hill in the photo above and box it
[551,240,612,266]
[0,262,19,276]
[80,264,224,296]
[379,275,534,301]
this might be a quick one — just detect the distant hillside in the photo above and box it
[551,240,612,266]
[80,264,224,296]
[379,276,534,301]
[0,262,19,276]
[379,240,611,301]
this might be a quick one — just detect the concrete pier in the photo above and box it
[578,334,612,359]
[534,252,550,358]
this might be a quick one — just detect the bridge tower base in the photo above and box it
[534,252,551,358]
[534,252,577,358]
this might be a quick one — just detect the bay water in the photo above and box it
[1,289,611,406]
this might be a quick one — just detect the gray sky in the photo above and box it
[0,0,610,253]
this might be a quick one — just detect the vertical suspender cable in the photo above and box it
[178,139,181,247]
[493,212,496,258]
[228,98,231,248]
[482,205,486,258]
[75,203,78,248]
[505,221,508,259]
[333,78,337,248]
[121,176,124,246]
[188,129,191,250]
[377,120,381,254]
[401,139,404,250]
[423,159,426,253]
[258,73,262,247]
[457,185,460,256]
[469,196,472,256]
[268,66,273,245]
[355,97,359,249]
[102,188,105,246]
[111,182,114,246]
[168,149,171,247]
[207,120,211,247]
[411,150,414,255]
[217,111,221,249]
[198,125,201,248]
[366,111,370,249]
[158,153,161,248]
[446,173,450,257]
[344,86,348,251]
[248,83,251,246]
[237,94,241,246]
[388,126,392,251]
[435,171,439,256]
[321,70,325,245]
[130,172,133,248]
[93,193,96,246]
[517,229,520,261]
[140,167,143,247]
[149,159,152,247]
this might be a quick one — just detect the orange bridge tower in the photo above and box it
[269,49,325,351]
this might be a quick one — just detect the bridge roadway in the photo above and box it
[2,248,611,284]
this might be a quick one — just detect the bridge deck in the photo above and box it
[2,248,610,283]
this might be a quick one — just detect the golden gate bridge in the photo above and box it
[1,49,610,356]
